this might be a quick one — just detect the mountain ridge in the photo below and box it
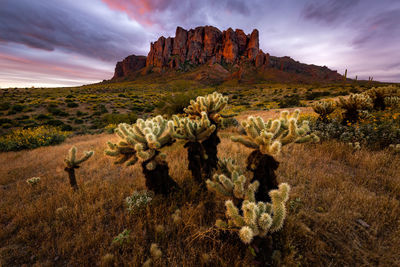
[111,26,343,83]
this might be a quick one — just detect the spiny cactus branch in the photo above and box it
[64,146,93,190]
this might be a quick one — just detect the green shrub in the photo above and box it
[67,102,79,108]
[278,94,301,108]
[47,106,68,117]
[36,114,52,120]
[0,118,13,126]
[155,91,198,116]
[11,104,25,112]
[0,102,10,111]
[0,126,70,152]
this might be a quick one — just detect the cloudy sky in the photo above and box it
[1,0,399,87]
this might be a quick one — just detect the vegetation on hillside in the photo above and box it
[1,85,400,266]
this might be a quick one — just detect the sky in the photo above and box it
[0,0,399,88]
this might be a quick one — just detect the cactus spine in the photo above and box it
[216,183,291,244]
[105,116,179,196]
[231,109,318,201]
[64,146,93,190]
[169,112,216,185]
[183,92,230,178]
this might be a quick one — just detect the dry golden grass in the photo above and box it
[1,124,400,265]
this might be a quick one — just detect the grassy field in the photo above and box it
[1,108,399,266]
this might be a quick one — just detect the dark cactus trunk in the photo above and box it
[373,97,386,110]
[185,141,207,185]
[141,154,179,196]
[342,109,359,125]
[201,129,220,178]
[246,150,279,202]
[64,167,78,190]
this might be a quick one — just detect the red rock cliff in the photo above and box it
[146,26,260,69]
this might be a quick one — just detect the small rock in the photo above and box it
[357,219,370,228]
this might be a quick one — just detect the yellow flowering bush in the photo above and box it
[0,126,70,152]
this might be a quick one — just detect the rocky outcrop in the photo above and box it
[146,26,260,69]
[113,55,146,79]
[112,26,343,82]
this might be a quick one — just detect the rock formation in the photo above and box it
[111,25,343,82]
[113,55,146,79]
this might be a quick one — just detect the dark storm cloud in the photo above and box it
[0,0,400,87]
[302,0,360,24]
[0,0,149,61]
[102,0,256,31]
[352,9,400,47]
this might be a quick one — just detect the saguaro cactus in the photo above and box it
[105,116,179,196]
[64,146,93,190]
[231,110,318,201]
[216,183,291,244]
[337,93,372,123]
[184,92,230,177]
[312,100,336,123]
[169,112,216,185]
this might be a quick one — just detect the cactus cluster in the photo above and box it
[312,100,336,122]
[106,116,172,171]
[206,170,260,202]
[231,109,317,202]
[337,93,373,123]
[384,96,400,108]
[184,91,229,123]
[364,86,399,110]
[216,183,290,244]
[232,109,319,155]
[169,112,216,142]
[169,112,216,185]
[105,116,178,195]
[64,146,93,190]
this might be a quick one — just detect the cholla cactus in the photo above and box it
[183,92,232,177]
[365,86,399,110]
[106,116,172,171]
[217,157,241,176]
[169,112,216,142]
[384,96,400,108]
[169,112,216,184]
[231,110,318,201]
[143,243,162,267]
[389,144,400,154]
[26,177,41,186]
[64,146,93,190]
[105,116,179,195]
[348,142,361,151]
[337,93,373,123]
[312,100,336,122]
[216,183,290,244]
[232,109,319,155]
[171,209,182,225]
[184,91,229,123]
[125,190,154,213]
[206,171,259,202]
